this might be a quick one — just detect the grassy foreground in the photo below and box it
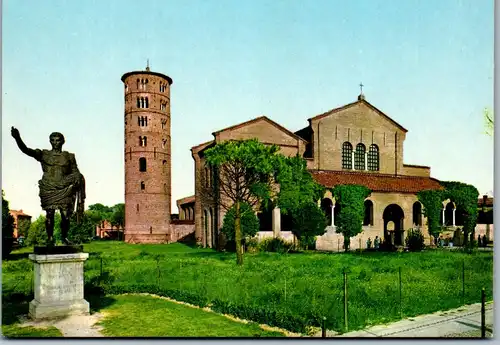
[97,294,284,337]
[2,241,493,334]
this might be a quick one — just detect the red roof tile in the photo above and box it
[310,170,443,194]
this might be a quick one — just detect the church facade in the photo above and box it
[186,93,445,250]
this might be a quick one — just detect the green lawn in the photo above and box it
[96,294,284,337]
[2,241,493,334]
[1,300,63,338]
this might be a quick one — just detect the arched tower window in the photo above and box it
[140,181,145,190]
[354,143,366,170]
[145,97,149,108]
[163,160,167,173]
[139,157,147,172]
[137,97,140,108]
[363,200,374,226]
[136,79,140,89]
[368,144,379,171]
[161,119,167,129]
[342,142,353,169]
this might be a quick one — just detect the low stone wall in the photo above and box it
[170,222,195,242]
[254,231,296,242]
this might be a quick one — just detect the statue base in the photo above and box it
[28,251,90,320]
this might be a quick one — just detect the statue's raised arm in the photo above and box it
[11,126,42,161]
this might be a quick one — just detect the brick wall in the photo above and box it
[123,70,173,244]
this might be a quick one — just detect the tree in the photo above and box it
[289,202,327,249]
[110,203,125,228]
[333,185,371,251]
[203,139,280,265]
[17,217,31,239]
[274,155,325,213]
[274,155,327,249]
[484,107,494,136]
[220,202,259,242]
[27,215,48,246]
[2,191,15,258]
[68,212,95,244]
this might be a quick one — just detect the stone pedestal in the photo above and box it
[28,251,90,320]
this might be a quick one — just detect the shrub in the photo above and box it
[245,237,259,253]
[405,228,425,251]
[2,191,15,259]
[257,237,294,253]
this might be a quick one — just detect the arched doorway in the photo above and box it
[445,202,454,226]
[412,202,422,226]
[321,198,333,226]
[363,200,374,226]
[383,204,405,247]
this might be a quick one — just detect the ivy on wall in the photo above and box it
[417,189,445,242]
[332,184,371,251]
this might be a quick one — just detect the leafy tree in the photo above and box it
[289,202,327,249]
[275,155,325,213]
[27,215,48,246]
[220,202,259,242]
[333,185,371,252]
[484,107,494,136]
[2,191,15,258]
[17,217,31,238]
[417,190,445,245]
[110,203,125,228]
[203,139,280,265]
[68,212,95,244]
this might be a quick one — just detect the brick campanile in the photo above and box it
[121,66,173,243]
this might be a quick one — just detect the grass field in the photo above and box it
[2,241,493,334]
[96,294,285,337]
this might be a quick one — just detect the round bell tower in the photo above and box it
[121,64,173,243]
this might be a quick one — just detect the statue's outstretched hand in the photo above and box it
[11,126,20,140]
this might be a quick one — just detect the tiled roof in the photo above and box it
[310,170,443,194]
[9,209,31,218]
[177,195,195,205]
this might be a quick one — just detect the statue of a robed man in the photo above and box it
[11,127,86,245]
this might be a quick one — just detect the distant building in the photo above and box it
[9,209,31,239]
[95,219,124,240]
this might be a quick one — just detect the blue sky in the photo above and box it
[2,0,494,219]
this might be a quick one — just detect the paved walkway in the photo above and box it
[317,302,493,338]
[17,313,104,337]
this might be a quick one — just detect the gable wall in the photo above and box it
[310,102,406,174]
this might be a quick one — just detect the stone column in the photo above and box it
[351,152,355,170]
[331,204,335,226]
[452,208,456,227]
[442,208,445,226]
[272,207,281,238]
[364,152,368,170]
[29,252,90,320]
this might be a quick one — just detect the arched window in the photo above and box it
[413,201,422,226]
[137,116,141,126]
[164,183,167,194]
[363,200,374,226]
[137,97,140,108]
[368,144,379,171]
[163,160,167,173]
[136,79,140,89]
[140,181,145,190]
[143,136,147,146]
[145,97,149,108]
[354,143,366,170]
[139,157,147,172]
[161,119,167,129]
[342,142,353,169]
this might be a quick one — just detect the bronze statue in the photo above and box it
[11,127,85,245]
